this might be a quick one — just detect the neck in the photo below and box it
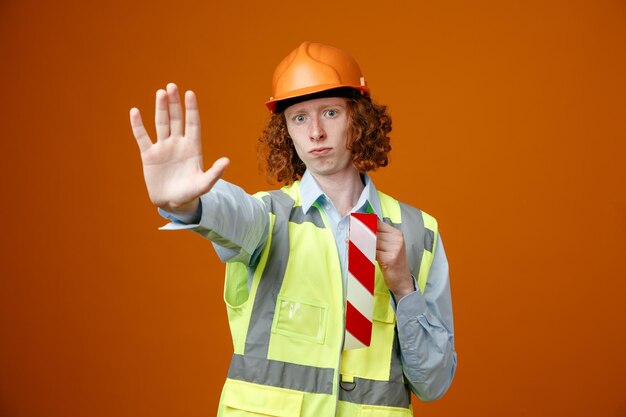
[311,169,365,217]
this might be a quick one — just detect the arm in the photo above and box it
[395,234,456,401]
[160,179,269,265]
[376,223,456,401]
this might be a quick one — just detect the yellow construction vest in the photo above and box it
[218,181,438,417]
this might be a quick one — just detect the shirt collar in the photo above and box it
[299,170,383,220]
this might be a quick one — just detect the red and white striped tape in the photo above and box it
[344,213,377,350]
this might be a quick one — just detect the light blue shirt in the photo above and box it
[159,172,456,401]
[299,171,381,299]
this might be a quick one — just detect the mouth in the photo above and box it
[309,147,332,156]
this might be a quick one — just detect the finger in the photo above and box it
[376,220,403,238]
[184,90,201,142]
[155,89,170,140]
[129,108,153,153]
[376,249,391,265]
[376,238,393,253]
[199,157,230,194]
[166,83,184,137]
[378,219,393,233]
[376,229,402,251]
[376,227,398,239]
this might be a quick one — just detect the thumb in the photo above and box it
[199,157,230,193]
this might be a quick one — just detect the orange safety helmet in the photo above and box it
[266,42,370,112]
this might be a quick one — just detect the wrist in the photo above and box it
[391,275,415,301]
[162,198,200,218]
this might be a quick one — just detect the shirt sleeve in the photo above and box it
[158,179,269,265]
[394,233,457,401]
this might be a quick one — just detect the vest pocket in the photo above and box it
[372,291,395,324]
[221,379,303,417]
[340,292,395,380]
[271,295,328,344]
[359,404,413,417]
[224,262,251,351]
[337,401,412,417]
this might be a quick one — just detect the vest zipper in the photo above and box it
[314,202,344,417]
[334,296,346,417]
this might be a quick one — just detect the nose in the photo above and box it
[309,117,326,142]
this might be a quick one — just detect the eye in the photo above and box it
[294,114,306,123]
[325,109,338,117]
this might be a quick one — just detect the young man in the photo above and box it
[131,42,456,416]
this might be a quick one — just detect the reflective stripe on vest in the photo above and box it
[221,182,438,415]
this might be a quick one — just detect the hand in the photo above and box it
[376,220,415,301]
[130,83,230,214]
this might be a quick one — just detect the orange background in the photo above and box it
[1,1,625,416]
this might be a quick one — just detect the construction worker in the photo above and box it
[130,42,456,416]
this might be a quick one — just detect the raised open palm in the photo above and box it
[130,83,229,214]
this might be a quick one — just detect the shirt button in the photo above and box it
[338,224,344,231]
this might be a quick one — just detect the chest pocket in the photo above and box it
[271,295,328,344]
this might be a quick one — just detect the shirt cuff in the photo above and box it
[390,274,418,311]
[395,287,428,321]
[157,202,202,229]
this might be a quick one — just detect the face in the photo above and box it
[284,97,355,179]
